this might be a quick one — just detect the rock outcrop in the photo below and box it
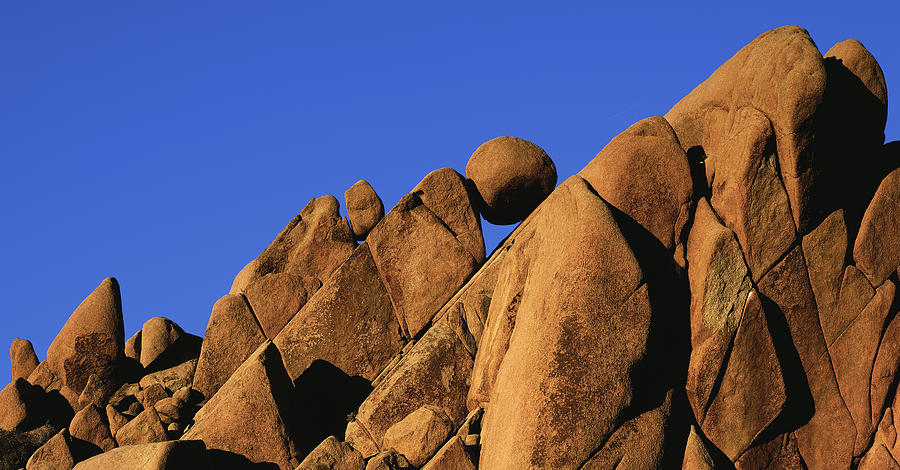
[4,24,900,470]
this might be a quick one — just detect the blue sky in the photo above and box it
[2,2,898,387]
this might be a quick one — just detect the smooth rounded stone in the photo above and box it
[854,167,900,286]
[71,440,206,469]
[69,404,115,452]
[45,278,125,394]
[229,194,357,293]
[244,272,319,339]
[10,338,39,380]
[25,428,75,470]
[295,435,364,470]
[381,405,453,467]
[115,407,167,446]
[192,293,267,403]
[825,38,888,133]
[344,180,385,240]
[466,136,556,225]
[578,116,693,250]
[123,331,141,362]
[139,317,185,368]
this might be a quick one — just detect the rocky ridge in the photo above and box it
[2,25,899,469]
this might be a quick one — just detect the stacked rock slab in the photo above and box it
[6,24,900,470]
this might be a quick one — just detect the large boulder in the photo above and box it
[665,26,827,232]
[381,405,453,467]
[0,378,43,431]
[274,243,404,382]
[72,440,206,469]
[10,338,40,380]
[114,407,167,446]
[139,317,185,368]
[344,179,385,240]
[44,278,125,394]
[181,341,301,469]
[69,404,115,452]
[25,428,76,470]
[466,136,557,225]
[192,293,267,403]
[230,195,357,293]
[578,116,693,250]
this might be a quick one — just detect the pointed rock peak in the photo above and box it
[10,337,40,380]
[45,278,124,394]
[181,341,300,469]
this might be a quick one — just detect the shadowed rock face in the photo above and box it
[7,24,900,470]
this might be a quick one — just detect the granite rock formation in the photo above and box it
[2,25,899,470]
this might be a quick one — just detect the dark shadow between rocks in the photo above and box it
[143,334,203,375]
[290,359,374,457]
[205,449,280,469]
[752,293,815,444]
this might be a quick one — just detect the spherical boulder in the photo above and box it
[466,136,556,225]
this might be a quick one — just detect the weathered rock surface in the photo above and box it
[244,272,320,339]
[11,338,40,380]
[115,407,167,446]
[69,404,115,452]
[466,136,556,225]
[72,440,206,469]
[181,341,300,469]
[25,428,76,470]
[345,179,385,240]
[296,435,365,470]
[381,405,453,467]
[854,167,900,286]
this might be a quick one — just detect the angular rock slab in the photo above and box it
[345,322,473,458]
[192,293,266,403]
[382,405,453,467]
[854,167,900,286]
[831,280,896,455]
[701,290,787,461]
[682,426,716,470]
[181,341,300,469]
[296,435,365,470]
[802,209,848,343]
[412,168,485,263]
[479,176,649,469]
[10,338,40,380]
[873,313,900,428]
[245,271,320,339]
[45,277,124,394]
[69,403,115,452]
[72,440,206,469]
[115,406,167,446]
[421,436,477,470]
[665,26,828,232]
[705,106,795,280]
[230,194,357,293]
[274,242,403,381]
[368,190,479,339]
[26,428,76,470]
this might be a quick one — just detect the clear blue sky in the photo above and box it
[2,2,898,387]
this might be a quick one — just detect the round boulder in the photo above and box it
[466,136,556,225]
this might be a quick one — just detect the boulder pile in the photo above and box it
[2,25,899,469]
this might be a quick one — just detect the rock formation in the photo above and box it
[2,24,899,470]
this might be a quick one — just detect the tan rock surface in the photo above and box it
[138,317,184,368]
[114,406,167,446]
[69,404,115,452]
[854,167,900,286]
[71,440,206,469]
[421,436,476,470]
[295,435,365,470]
[25,428,76,470]
[411,167,485,262]
[244,272,319,339]
[381,405,453,467]
[10,338,39,380]
[345,179,385,240]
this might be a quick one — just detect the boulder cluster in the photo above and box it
[1,25,899,469]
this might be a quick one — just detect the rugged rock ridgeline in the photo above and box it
[1,25,898,469]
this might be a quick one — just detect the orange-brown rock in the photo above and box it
[77,373,116,409]
[701,290,786,460]
[296,436,365,470]
[139,317,184,368]
[859,444,900,470]
[10,338,39,380]
[229,195,357,293]
[0,378,42,431]
[831,280,896,455]
[704,107,795,279]
[367,191,479,338]
[345,322,473,458]
[345,179,385,240]
[274,243,403,381]
[365,450,412,470]
[123,331,141,362]
[735,433,806,470]
[666,26,827,232]
[71,440,206,469]
[152,396,183,425]
[181,341,300,469]
[466,136,556,225]
[685,198,752,417]
[802,209,848,341]
[421,436,476,470]
[873,315,900,429]
[825,39,888,116]
[45,278,124,394]
[478,177,651,469]
[69,403,115,452]
[411,168,485,262]
[244,272,320,339]
[381,405,453,467]
[26,428,76,470]
[578,116,693,250]
[192,293,266,403]
[105,404,128,438]
[114,406,167,446]
[682,426,716,470]
[854,167,900,286]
